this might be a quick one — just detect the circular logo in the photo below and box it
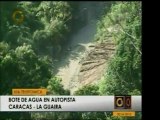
[12,10,24,24]
[116,98,123,107]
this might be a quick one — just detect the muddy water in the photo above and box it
[54,2,107,94]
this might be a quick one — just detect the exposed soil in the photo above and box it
[53,3,116,94]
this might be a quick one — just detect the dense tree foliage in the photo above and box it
[0,1,73,94]
[70,2,142,120]
[0,1,72,120]
[47,77,70,95]
[97,2,142,96]
[74,84,99,95]
[0,42,52,94]
[0,1,141,120]
[96,2,141,120]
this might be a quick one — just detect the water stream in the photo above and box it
[54,2,107,94]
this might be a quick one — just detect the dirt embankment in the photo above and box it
[70,41,115,94]
[54,2,115,94]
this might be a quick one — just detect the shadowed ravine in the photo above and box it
[53,3,110,94]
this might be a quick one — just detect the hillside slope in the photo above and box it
[53,3,115,94]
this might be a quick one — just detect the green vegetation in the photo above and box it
[0,1,141,120]
[97,2,141,120]
[97,2,142,96]
[72,2,142,120]
[0,1,72,95]
[47,77,70,95]
[0,1,72,119]
[74,84,100,95]
[0,42,52,94]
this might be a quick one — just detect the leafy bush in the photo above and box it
[97,2,142,96]
[0,43,52,94]
[74,84,99,95]
[47,77,70,95]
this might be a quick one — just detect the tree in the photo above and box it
[74,84,99,95]
[0,1,73,120]
[97,2,142,96]
[0,43,52,94]
[47,77,70,95]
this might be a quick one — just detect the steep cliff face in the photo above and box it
[74,41,115,93]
